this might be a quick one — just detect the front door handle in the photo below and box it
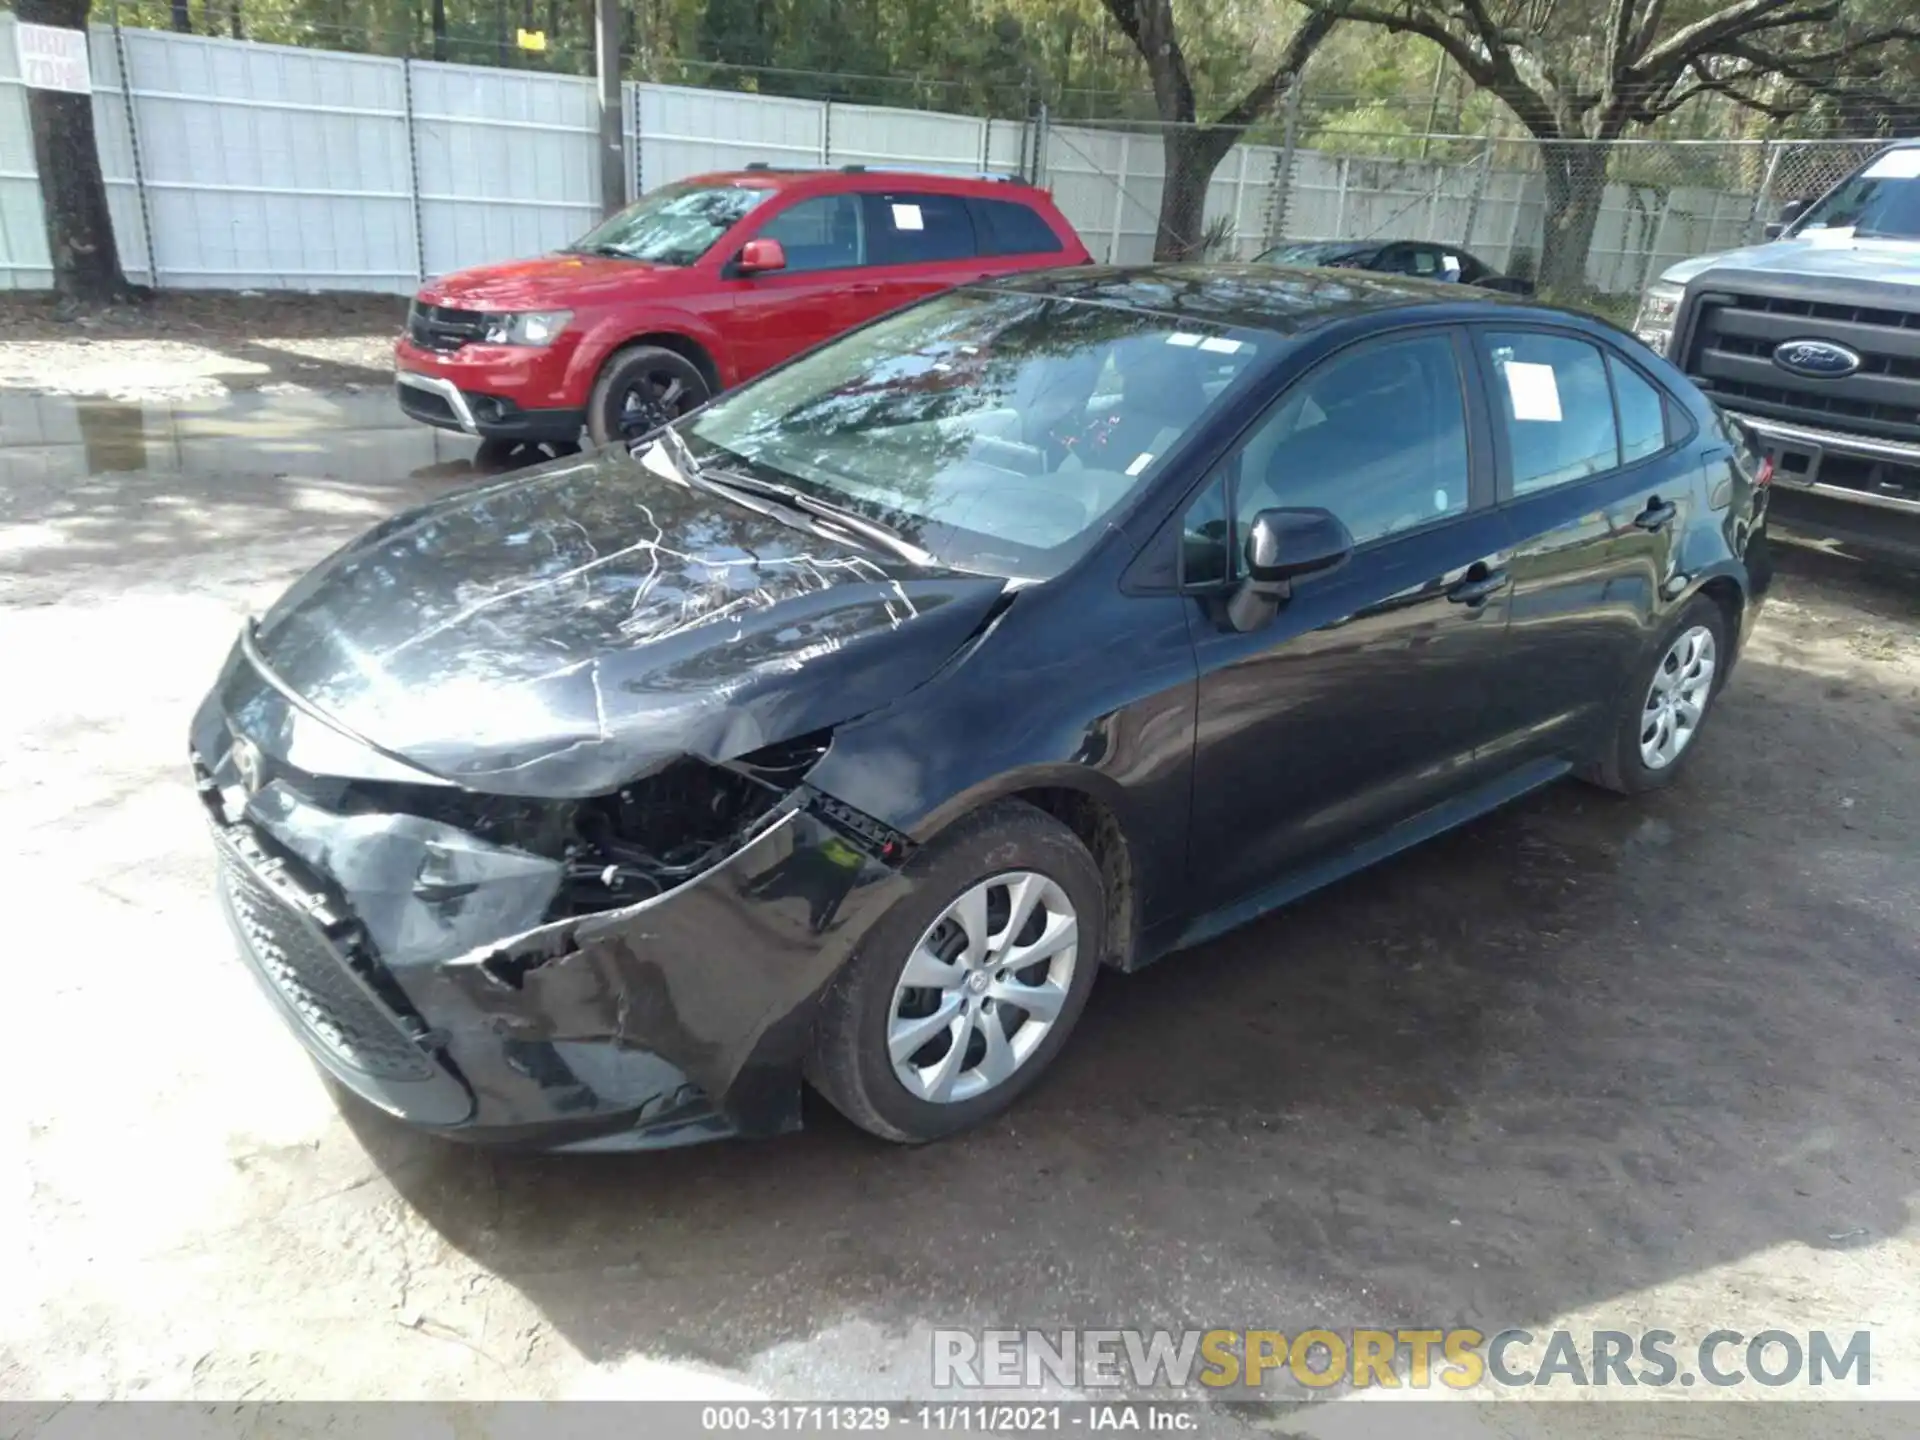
[1635,497,1678,531]
[1446,566,1509,605]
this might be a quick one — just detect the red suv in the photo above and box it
[395,167,1090,448]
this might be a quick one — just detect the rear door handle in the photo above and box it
[1635,498,1678,531]
[1446,567,1509,605]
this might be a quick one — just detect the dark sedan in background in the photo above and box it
[1258,238,1536,294]
[192,265,1770,1151]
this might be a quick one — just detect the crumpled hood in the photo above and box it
[420,253,676,310]
[249,446,1007,798]
[1659,230,1920,289]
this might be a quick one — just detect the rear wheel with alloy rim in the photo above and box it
[809,801,1105,1142]
[586,344,712,447]
[1581,595,1731,794]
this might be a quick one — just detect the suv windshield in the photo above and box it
[569,182,769,264]
[1793,152,1920,240]
[683,289,1265,578]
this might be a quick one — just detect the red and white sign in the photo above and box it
[14,22,92,95]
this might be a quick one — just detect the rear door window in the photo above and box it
[971,197,1064,256]
[1480,331,1620,496]
[1609,354,1669,463]
[863,192,978,265]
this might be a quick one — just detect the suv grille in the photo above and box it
[407,301,490,353]
[217,834,435,1081]
[1683,287,1920,445]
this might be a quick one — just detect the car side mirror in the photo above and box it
[735,238,787,275]
[1764,198,1806,241]
[1226,507,1353,632]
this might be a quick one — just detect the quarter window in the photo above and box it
[1610,354,1669,463]
[863,192,977,265]
[756,195,864,273]
[971,197,1065,257]
[1482,331,1620,495]
[1230,332,1471,549]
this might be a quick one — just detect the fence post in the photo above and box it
[1267,80,1300,247]
[1332,154,1350,237]
[1033,103,1049,187]
[401,56,425,283]
[1750,140,1784,242]
[1637,188,1674,297]
[821,100,833,166]
[1229,144,1251,257]
[1462,140,1494,250]
[108,16,157,286]
[1108,131,1130,263]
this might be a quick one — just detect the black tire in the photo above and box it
[473,437,580,471]
[586,344,711,447]
[807,801,1105,1143]
[1580,595,1731,795]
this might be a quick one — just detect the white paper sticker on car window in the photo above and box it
[1864,150,1920,180]
[1165,332,1203,347]
[1198,336,1244,354]
[1126,452,1155,476]
[890,203,924,230]
[1442,253,1461,276]
[1434,488,1450,512]
[1504,360,1563,422]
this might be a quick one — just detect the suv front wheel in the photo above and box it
[588,344,712,446]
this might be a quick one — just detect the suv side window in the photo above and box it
[971,197,1064,256]
[863,192,978,265]
[756,194,864,273]
[1480,330,1619,496]
[1214,331,1471,554]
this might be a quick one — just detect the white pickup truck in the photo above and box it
[1633,139,1920,563]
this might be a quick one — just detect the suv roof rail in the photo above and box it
[745,161,772,170]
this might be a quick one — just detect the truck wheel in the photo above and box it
[807,801,1104,1144]
[587,345,711,447]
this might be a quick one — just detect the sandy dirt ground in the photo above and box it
[0,337,1916,1435]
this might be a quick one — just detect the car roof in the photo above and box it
[680,167,1040,197]
[980,263,1534,336]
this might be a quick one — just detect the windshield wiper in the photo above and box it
[699,467,935,568]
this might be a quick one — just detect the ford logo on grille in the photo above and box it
[1773,338,1861,379]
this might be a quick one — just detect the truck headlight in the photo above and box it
[1633,282,1683,356]
[482,310,573,346]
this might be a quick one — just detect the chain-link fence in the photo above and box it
[1053,119,1890,315]
[0,11,1904,303]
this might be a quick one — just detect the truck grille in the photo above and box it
[1683,286,1920,445]
[217,835,436,1081]
[407,301,490,353]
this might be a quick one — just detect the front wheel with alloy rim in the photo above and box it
[808,801,1105,1142]
[1581,595,1731,794]
[586,344,712,447]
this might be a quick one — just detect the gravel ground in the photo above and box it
[1,369,1917,1433]
[0,291,403,399]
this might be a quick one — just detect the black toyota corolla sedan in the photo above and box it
[191,265,1771,1150]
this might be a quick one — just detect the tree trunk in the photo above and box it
[17,0,132,301]
[228,0,242,39]
[171,0,191,32]
[1153,126,1234,262]
[1538,141,1610,297]
[432,0,448,61]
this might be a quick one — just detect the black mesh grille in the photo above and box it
[218,841,435,1081]
[407,301,490,353]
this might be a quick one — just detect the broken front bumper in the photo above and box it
[192,696,908,1151]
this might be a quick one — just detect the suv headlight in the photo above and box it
[1633,282,1683,356]
[482,310,573,346]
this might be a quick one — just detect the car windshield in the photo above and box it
[569,182,769,264]
[683,289,1266,578]
[1257,241,1370,267]
[1793,152,1920,240]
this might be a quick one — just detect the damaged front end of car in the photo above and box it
[189,643,915,1151]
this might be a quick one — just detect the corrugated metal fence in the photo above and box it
[0,15,1887,296]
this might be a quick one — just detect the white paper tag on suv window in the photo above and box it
[1864,150,1920,180]
[1126,452,1155,476]
[890,203,924,230]
[1199,336,1244,354]
[1504,360,1563,422]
